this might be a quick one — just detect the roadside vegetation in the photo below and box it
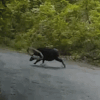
[0,0,100,66]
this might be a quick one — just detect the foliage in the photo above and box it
[1,0,100,65]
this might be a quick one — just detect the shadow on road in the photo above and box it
[31,64,65,70]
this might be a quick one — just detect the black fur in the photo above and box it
[29,48,66,68]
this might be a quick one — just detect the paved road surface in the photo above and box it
[0,50,100,100]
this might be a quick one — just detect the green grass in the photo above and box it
[0,44,27,54]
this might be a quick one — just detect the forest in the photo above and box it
[0,0,100,65]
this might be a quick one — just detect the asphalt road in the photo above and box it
[0,50,100,100]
